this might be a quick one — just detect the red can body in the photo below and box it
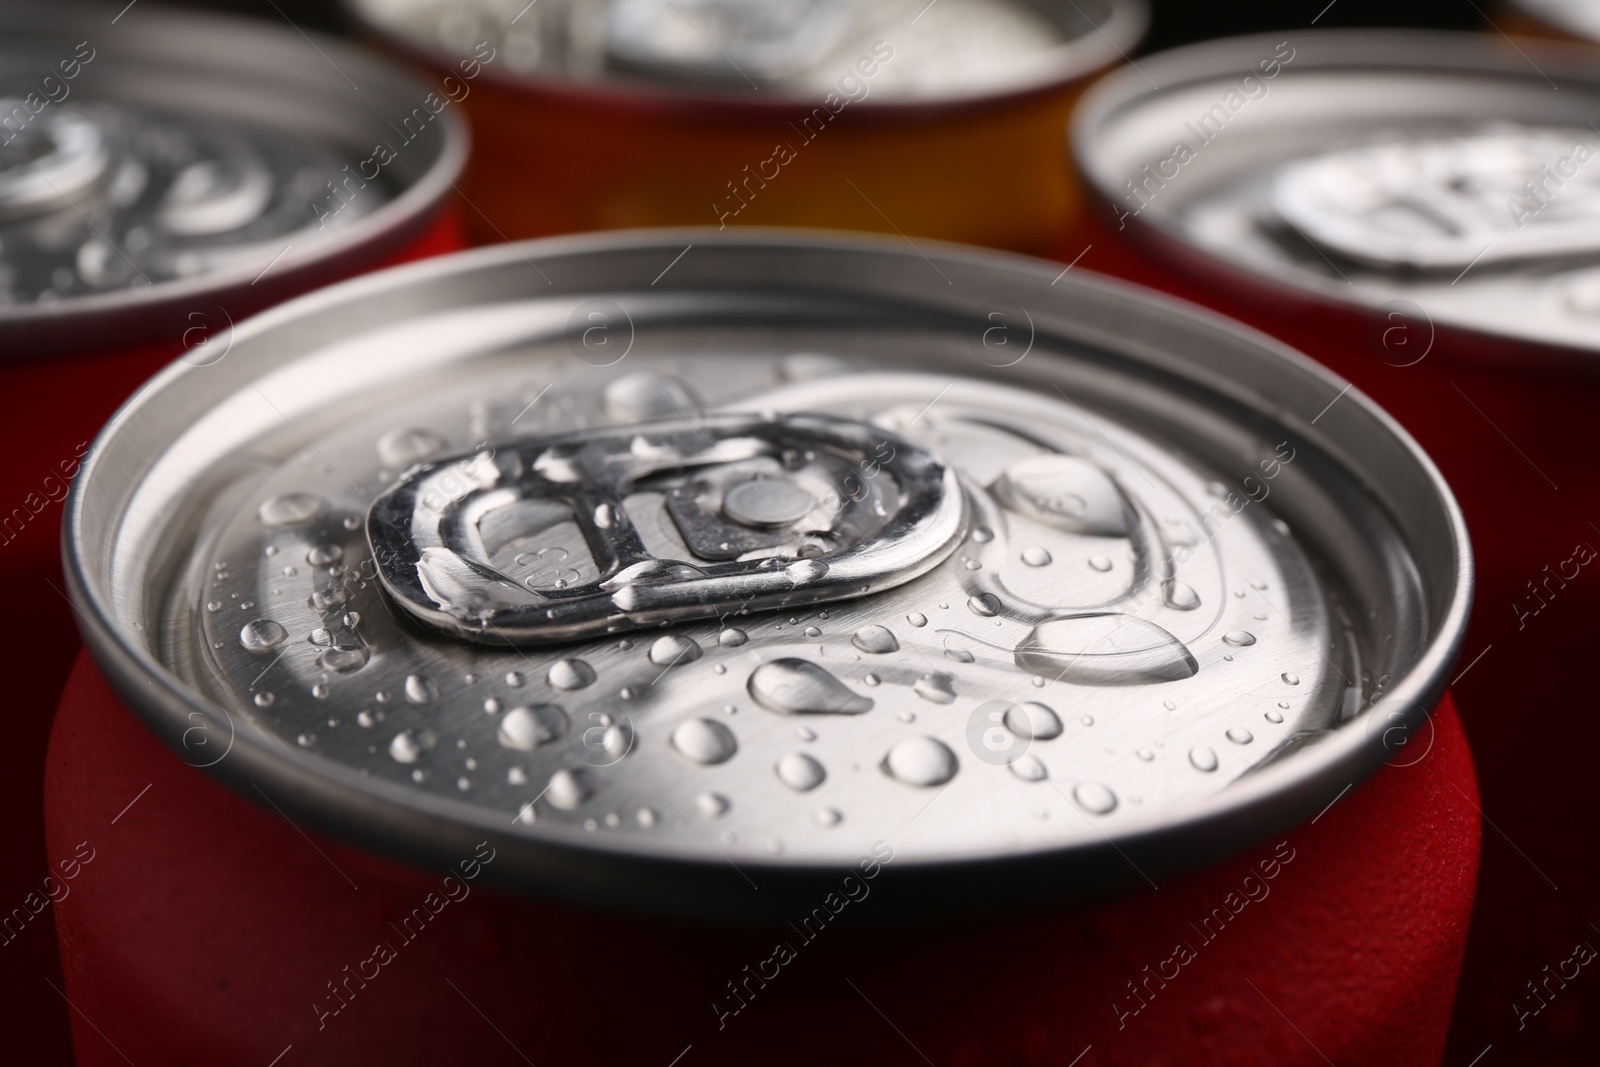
[46,649,1479,1067]
[1,206,465,1065]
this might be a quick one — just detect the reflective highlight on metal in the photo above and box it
[368,413,964,643]
[66,232,1469,917]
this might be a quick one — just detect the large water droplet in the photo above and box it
[1264,709,1285,724]
[1189,746,1219,772]
[851,625,899,654]
[548,658,596,690]
[1021,546,1052,567]
[967,593,1000,617]
[319,647,369,673]
[1014,614,1198,685]
[671,718,738,764]
[776,752,826,792]
[913,673,956,704]
[1004,701,1062,741]
[1226,727,1254,744]
[786,559,828,584]
[1282,672,1301,686]
[1073,781,1118,814]
[239,619,287,652]
[649,634,702,666]
[498,705,568,750]
[604,374,700,421]
[990,455,1131,536]
[1222,631,1256,647]
[377,427,446,468]
[907,612,928,628]
[547,768,593,809]
[257,493,325,527]
[1163,580,1201,611]
[1088,555,1113,572]
[943,646,975,663]
[748,659,873,715]
[718,627,749,647]
[882,736,958,787]
[389,729,429,764]
[696,792,730,817]
[404,674,439,705]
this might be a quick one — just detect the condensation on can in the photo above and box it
[343,0,1147,254]
[49,230,1476,1064]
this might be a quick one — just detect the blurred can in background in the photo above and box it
[1499,0,1600,42]
[343,0,1146,253]
[50,231,1475,1066]
[1071,29,1600,1059]
[0,3,464,1057]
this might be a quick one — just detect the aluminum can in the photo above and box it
[1500,0,1600,42]
[342,0,1145,255]
[0,4,465,1058]
[1069,30,1600,1061]
[52,231,1474,1066]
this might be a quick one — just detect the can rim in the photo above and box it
[1070,27,1600,366]
[0,3,469,356]
[345,0,1149,115]
[65,228,1473,922]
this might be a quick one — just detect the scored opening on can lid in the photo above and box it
[1072,29,1600,360]
[66,230,1471,922]
[345,0,1149,106]
[0,3,466,355]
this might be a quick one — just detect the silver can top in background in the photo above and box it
[66,231,1470,921]
[1072,30,1600,359]
[0,3,465,355]
[346,0,1148,104]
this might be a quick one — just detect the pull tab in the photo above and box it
[0,106,111,222]
[1270,127,1600,272]
[603,0,856,85]
[367,413,964,645]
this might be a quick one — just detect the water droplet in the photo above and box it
[377,427,446,468]
[990,455,1131,536]
[296,733,315,747]
[967,593,1000,617]
[671,718,738,764]
[1222,631,1256,647]
[803,625,822,638]
[604,374,700,421]
[776,753,826,792]
[505,671,525,687]
[1015,614,1198,685]
[1088,555,1113,572]
[342,612,361,628]
[389,730,427,764]
[1004,702,1062,741]
[404,674,439,704]
[312,683,330,699]
[306,544,342,566]
[253,692,275,708]
[718,627,748,647]
[786,559,828,584]
[909,671,955,703]
[1227,727,1254,744]
[257,493,325,527]
[748,659,873,715]
[882,736,958,787]
[907,612,928,627]
[863,673,880,686]
[318,647,369,673]
[943,646,975,663]
[1163,580,1201,611]
[239,619,287,652]
[1136,748,1154,761]
[1265,709,1285,723]
[1009,755,1047,782]
[649,634,702,667]
[850,625,898,654]
[548,659,596,690]
[1021,546,1052,567]
[1073,782,1118,814]
[1189,746,1219,772]
[546,768,594,810]
[309,587,347,612]
[696,792,730,817]
[1282,672,1301,686]
[813,806,842,827]
[515,802,536,825]
[498,705,568,750]
[637,807,658,828]
[970,525,994,544]
[206,600,222,612]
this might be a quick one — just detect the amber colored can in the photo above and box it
[344,0,1145,254]
[0,4,465,1060]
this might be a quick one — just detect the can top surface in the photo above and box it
[1,3,465,355]
[347,0,1147,107]
[1073,29,1600,359]
[68,230,1470,921]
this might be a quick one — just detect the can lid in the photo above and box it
[68,231,1470,921]
[1073,29,1600,358]
[0,4,465,354]
[346,0,1148,105]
